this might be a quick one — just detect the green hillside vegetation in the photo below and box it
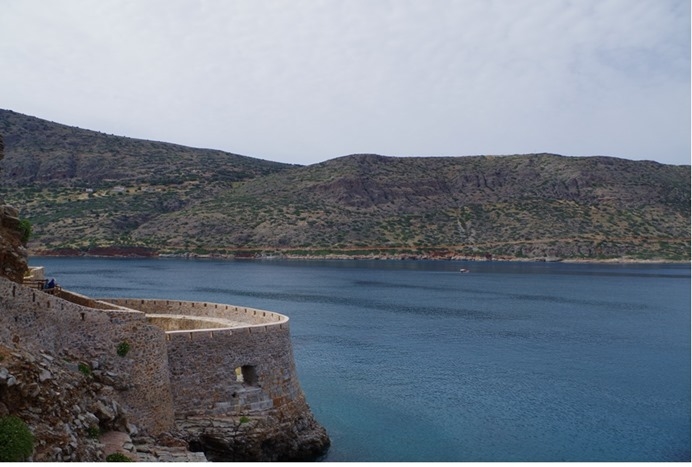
[1,109,689,261]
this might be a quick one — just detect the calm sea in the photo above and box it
[31,257,690,462]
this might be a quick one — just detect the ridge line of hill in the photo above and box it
[1,109,689,261]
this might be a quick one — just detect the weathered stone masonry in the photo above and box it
[0,275,329,460]
[104,298,306,419]
[0,276,175,435]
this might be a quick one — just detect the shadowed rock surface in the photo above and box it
[0,133,28,282]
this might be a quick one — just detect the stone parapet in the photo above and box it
[102,298,287,327]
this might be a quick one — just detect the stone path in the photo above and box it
[100,431,207,462]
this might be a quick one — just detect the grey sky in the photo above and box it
[2,0,689,165]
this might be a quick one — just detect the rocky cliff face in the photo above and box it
[180,411,329,461]
[0,133,28,282]
[0,342,210,462]
[0,344,128,461]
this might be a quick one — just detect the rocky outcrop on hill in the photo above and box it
[0,133,28,282]
[0,204,28,282]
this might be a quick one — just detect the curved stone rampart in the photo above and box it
[102,298,287,326]
[100,298,300,417]
[100,297,329,460]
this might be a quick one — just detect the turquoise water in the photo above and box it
[32,257,690,462]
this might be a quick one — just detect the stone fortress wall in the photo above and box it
[102,298,306,418]
[0,268,328,459]
[0,274,175,434]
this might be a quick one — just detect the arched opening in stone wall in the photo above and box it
[235,365,258,386]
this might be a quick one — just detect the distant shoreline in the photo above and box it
[28,250,690,265]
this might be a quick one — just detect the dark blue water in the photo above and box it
[31,257,691,462]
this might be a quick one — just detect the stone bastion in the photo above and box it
[103,298,300,418]
[0,269,329,461]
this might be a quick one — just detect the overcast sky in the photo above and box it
[2,0,690,165]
